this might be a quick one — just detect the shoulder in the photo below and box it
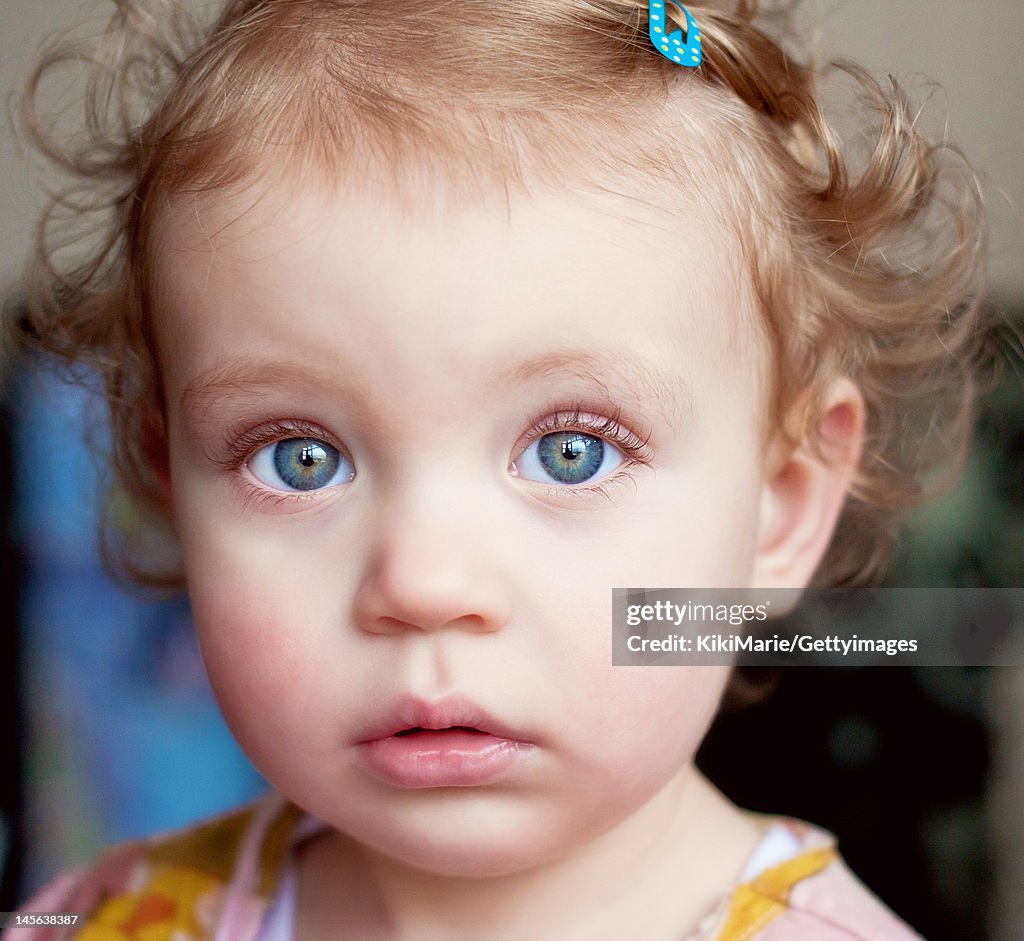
[754,855,924,940]
[2,791,303,941]
[725,818,925,941]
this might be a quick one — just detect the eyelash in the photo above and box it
[219,406,654,508]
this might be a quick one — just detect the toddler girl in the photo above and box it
[5,0,989,938]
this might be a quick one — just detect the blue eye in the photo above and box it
[248,437,354,492]
[515,431,624,486]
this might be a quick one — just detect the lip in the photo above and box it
[355,694,536,789]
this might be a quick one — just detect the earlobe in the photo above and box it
[752,378,865,591]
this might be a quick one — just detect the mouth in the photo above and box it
[356,694,532,745]
[355,696,536,788]
[393,725,491,737]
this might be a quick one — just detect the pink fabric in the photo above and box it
[213,792,290,941]
[2,797,925,941]
[754,858,925,940]
[3,841,146,941]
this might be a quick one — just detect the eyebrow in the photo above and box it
[497,350,690,431]
[180,348,689,432]
[180,360,372,429]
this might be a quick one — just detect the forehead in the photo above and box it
[148,163,767,422]
[152,156,755,296]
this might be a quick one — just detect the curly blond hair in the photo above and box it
[13,0,991,589]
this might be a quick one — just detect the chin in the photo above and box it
[378,833,567,879]
[347,797,589,879]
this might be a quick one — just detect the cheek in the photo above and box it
[532,497,760,598]
[181,522,339,778]
[595,465,764,590]
[190,587,305,766]
[554,630,730,787]
[579,663,728,750]
[175,475,337,686]
[192,587,297,696]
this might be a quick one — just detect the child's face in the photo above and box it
[152,167,773,876]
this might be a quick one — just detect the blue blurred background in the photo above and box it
[5,364,266,895]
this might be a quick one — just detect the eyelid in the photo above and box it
[514,405,654,465]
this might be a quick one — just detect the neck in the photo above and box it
[294,767,766,941]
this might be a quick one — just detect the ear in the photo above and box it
[752,378,865,591]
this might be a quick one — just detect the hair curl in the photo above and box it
[12,0,992,589]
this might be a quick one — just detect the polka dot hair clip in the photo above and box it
[648,1,702,67]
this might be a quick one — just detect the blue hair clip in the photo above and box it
[648,1,702,67]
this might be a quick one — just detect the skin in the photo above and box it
[149,160,863,940]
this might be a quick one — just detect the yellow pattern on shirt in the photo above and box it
[713,847,838,941]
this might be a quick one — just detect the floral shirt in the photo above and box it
[3,791,924,941]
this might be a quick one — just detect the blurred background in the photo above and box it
[1,1,1022,939]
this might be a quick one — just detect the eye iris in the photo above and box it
[538,432,604,484]
[273,438,340,491]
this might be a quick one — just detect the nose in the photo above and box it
[353,492,512,636]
